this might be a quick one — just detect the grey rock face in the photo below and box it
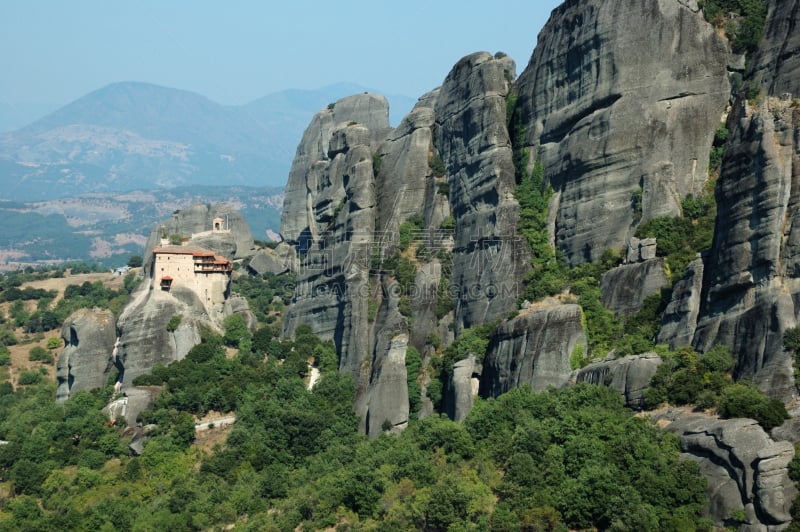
[749,0,800,98]
[658,256,704,349]
[661,413,797,529]
[282,120,378,379]
[600,258,670,316]
[374,101,436,239]
[144,203,254,263]
[574,353,662,409]
[280,93,390,246]
[515,0,730,265]
[691,0,800,402]
[363,333,410,437]
[445,355,482,423]
[56,308,117,402]
[281,96,390,433]
[247,242,298,276]
[480,304,586,398]
[693,97,799,401]
[626,237,657,264]
[115,285,203,386]
[434,52,530,331]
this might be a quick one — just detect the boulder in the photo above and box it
[660,413,797,529]
[247,242,297,275]
[574,353,662,409]
[480,304,586,399]
[600,258,670,316]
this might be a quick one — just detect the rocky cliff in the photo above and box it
[514,0,731,265]
[281,52,536,433]
[277,0,800,469]
[688,0,800,402]
[659,411,797,529]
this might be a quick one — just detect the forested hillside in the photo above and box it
[0,274,712,529]
[2,0,800,529]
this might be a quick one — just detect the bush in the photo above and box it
[430,152,446,177]
[0,345,10,366]
[28,346,53,364]
[372,151,382,176]
[46,336,62,350]
[718,383,789,430]
[18,370,42,385]
[127,255,143,268]
[166,315,181,332]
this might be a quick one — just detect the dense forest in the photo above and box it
[0,261,796,531]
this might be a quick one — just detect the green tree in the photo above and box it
[223,313,250,348]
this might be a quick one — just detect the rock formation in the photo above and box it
[514,0,730,265]
[114,284,203,385]
[434,52,531,332]
[691,0,800,401]
[575,353,662,409]
[56,308,117,402]
[657,256,704,349]
[58,204,254,394]
[600,258,670,316]
[659,412,797,529]
[480,304,585,399]
[445,355,481,423]
[247,242,298,276]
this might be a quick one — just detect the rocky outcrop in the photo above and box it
[658,256,704,349]
[374,95,438,236]
[103,386,160,426]
[626,237,657,264]
[435,52,530,332]
[280,93,390,247]
[143,203,254,270]
[56,308,117,402]
[247,242,298,276]
[480,304,585,398]
[363,334,409,437]
[115,285,203,385]
[749,0,800,98]
[692,97,799,401]
[600,258,670,316]
[660,413,797,529]
[691,1,800,402]
[515,0,730,265]
[574,353,662,409]
[445,355,482,423]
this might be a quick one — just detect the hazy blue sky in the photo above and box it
[0,1,562,106]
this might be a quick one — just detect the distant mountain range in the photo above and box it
[0,82,415,201]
